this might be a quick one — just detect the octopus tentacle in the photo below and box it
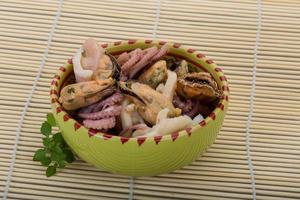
[78,92,123,114]
[92,92,123,112]
[117,52,130,65]
[120,49,143,80]
[150,43,169,63]
[173,95,193,114]
[128,46,158,79]
[121,49,143,72]
[79,105,122,119]
[83,117,116,129]
[185,101,201,118]
[78,105,94,114]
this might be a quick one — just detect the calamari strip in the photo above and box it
[73,48,94,82]
[156,83,165,93]
[162,70,177,102]
[131,110,145,124]
[120,98,133,129]
[150,43,169,63]
[119,123,149,138]
[83,117,116,130]
[193,113,204,124]
[142,115,195,137]
[79,105,122,119]
[156,108,169,124]
[81,38,104,71]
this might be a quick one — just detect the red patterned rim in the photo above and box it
[50,40,229,145]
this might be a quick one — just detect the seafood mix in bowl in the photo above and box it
[50,39,229,176]
[58,38,223,138]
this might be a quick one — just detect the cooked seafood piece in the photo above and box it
[165,57,181,71]
[73,38,105,82]
[119,81,181,125]
[83,117,116,130]
[150,43,169,63]
[172,95,193,114]
[176,60,189,78]
[177,72,223,101]
[117,52,130,66]
[73,48,94,82]
[120,98,133,130]
[120,44,170,80]
[141,115,195,137]
[81,38,105,71]
[59,78,116,110]
[156,108,170,124]
[155,83,165,93]
[119,123,150,138]
[138,60,167,88]
[128,46,158,79]
[162,70,177,102]
[193,113,204,124]
[78,105,122,120]
[92,53,121,80]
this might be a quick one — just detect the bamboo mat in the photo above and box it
[0,0,300,199]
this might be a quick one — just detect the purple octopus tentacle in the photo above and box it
[79,105,122,120]
[117,52,129,65]
[78,92,123,114]
[150,43,169,63]
[128,46,158,79]
[185,101,201,118]
[121,48,142,73]
[92,92,123,112]
[83,117,116,130]
[173,95,193,114]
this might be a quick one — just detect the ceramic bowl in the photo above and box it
[50,39,229,177]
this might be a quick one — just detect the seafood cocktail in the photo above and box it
[59,38,223,137]
[50,39,229,176]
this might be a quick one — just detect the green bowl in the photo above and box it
[50,40,229,177]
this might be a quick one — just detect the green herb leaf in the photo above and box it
[53,145,63,154]
[46,165,57,177]
[60,139,68,148]
[64,149,75,163]
[41,121,52,136]
[51,150,65,162]
[53,132,63,144]
[43,137,52,148]
[47,113,56,126]
[33,116,76,177]
[33,149,46,161]
[58,160,66,168]
[40,157,51,166]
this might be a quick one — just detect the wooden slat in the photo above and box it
[0,0,300,199]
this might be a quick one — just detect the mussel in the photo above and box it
[119,81,181,125]
[177,72,223,102]
[138,60,168,88]
[59,78,116,110]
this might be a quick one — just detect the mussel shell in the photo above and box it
[118,81,145,104]
[106,52,121,80]
[176,72,223,102]
[165,57,181,71]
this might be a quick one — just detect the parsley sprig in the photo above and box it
[33,113,75,177]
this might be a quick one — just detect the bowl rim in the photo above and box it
[50,39,229,144]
